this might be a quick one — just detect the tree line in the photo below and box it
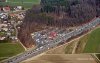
[18,0,100,47]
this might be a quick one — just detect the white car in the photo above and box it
[40,46,43,49]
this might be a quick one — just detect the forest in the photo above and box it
[18,0,100,47]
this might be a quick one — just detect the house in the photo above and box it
[14,6,22,11]
[10,36,18,41]
[2,28,8,31]
[0,37,6,40]
[0,24,7,28]
[9,14,16,18]
[17,13,24,19]
[3,6,10,12]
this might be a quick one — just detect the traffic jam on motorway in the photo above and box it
[31,28,73,47]
[2,17,100,63]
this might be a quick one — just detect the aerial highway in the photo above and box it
[1,17,100,63]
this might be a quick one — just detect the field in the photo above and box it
[0,40,25,61]
[46,27,100,54]
[0,0,41,8]
[83,28,100,53]
[75,34,89,53]
[21,54,97,63]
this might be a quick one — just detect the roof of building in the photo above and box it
[4,7,10,10]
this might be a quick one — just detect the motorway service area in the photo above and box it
[0,0,100,63]
[1,17,100,63]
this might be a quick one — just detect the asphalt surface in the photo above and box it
[1,17,100,63]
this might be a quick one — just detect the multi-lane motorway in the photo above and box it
[2,17,100,63]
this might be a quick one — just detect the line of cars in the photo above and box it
[32,28,73,47]
[2,17,100,63]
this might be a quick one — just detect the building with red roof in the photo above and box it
[49,32,57,39]
[3,6,10,12]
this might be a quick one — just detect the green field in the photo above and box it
[83,28,100,53]
[0,0,41,8]
[0,40,25,61]
[8,0,40,2]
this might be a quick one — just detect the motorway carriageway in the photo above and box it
[1,17,100,63]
